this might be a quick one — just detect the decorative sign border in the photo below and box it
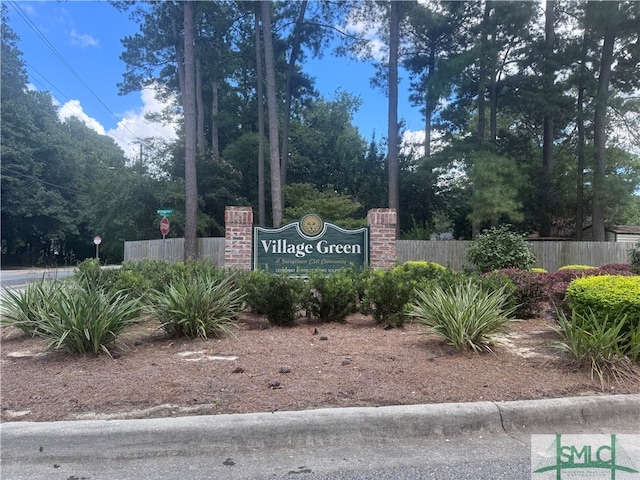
[253,216,368,275]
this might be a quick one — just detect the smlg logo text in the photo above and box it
[531,434,640,479]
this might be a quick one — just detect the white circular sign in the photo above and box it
[93,236,102,245]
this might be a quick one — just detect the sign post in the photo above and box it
[157,210,172,261]
[160,217,170,261]
[93,236,102,260]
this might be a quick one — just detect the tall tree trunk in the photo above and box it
[476,2,491,145]
[280,0,307,197]
[183,1,198,261]
[388,0,400,237]
[489,66,497,143]
[422,49,436,227]
[211,33,222,160]
[196,58,205,158]
[592,14,616,242]
[540,0,556,237]
[255,6,266,227]
[211,80,219,159]
[576,76,586,240]
[423,48,436,160]
[575,32,589,240]
[261,0,282,227]
[170,10,185,100]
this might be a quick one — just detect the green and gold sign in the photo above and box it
[254,214,368,275]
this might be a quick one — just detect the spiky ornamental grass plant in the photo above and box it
[146,273,244,339]
[552,309,638,388]
[0,280,61,336]
[407,279,516,353]
[36,280,142,356]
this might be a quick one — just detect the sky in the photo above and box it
[6,0,425,161]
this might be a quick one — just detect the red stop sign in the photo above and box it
[160,217,170,236]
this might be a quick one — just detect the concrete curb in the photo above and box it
[498,394,640,433]
[1,394,639,464]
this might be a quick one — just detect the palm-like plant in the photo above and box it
[1,280,61,336]
[552,310,637,387]
[146,273,244,339]
[37,281,142,355]
[407,279,515,353]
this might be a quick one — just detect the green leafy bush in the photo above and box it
[307,269,359,322]
[361,269,414,328]
[407,279,515,353]
[116,260,181,294]
[74,258,120,292]
[35,280,142,355]
[236,269,271,315]
[478,271,518,313]
[630,241,640,274]
[558,265,595,271]
[0,280,60,336]
[146,273,243,339]
[107,260,226,300]
[238,270,306,327]
[566,275,640,333]
[552,309,637,386]
[465,225,535,272]
[394,261,461,303]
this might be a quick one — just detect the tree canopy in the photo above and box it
[2,1,639,266]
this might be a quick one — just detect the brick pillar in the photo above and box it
[367,208,397,270]
[225,206,253,270]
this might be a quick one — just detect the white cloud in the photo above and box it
[58,99,106,135]
[343,6,387,62]
[56,87,178,159]
[106,88,178,158]
[69,29,100,48]
[401,130,426,158]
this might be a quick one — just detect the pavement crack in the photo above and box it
[494,401,507,433]
[288,466,313,475]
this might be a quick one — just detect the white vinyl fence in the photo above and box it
[124,238,635,272]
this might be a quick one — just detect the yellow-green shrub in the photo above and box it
[558,265,596,271]
[531,267,548,273]
[566,275,640,331]
[402,260,446,270]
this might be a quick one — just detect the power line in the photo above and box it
[24,61,137,155]
[1,142,91,184]
[7,1,140,152]
[1,165,84,195]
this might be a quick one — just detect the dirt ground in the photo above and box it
[1,312,638,423]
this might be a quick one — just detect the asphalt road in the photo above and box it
[2,396,639,480]
[0,428,535,480]
[0,267,76,288]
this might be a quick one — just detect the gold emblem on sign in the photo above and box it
[300,213,323,236]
